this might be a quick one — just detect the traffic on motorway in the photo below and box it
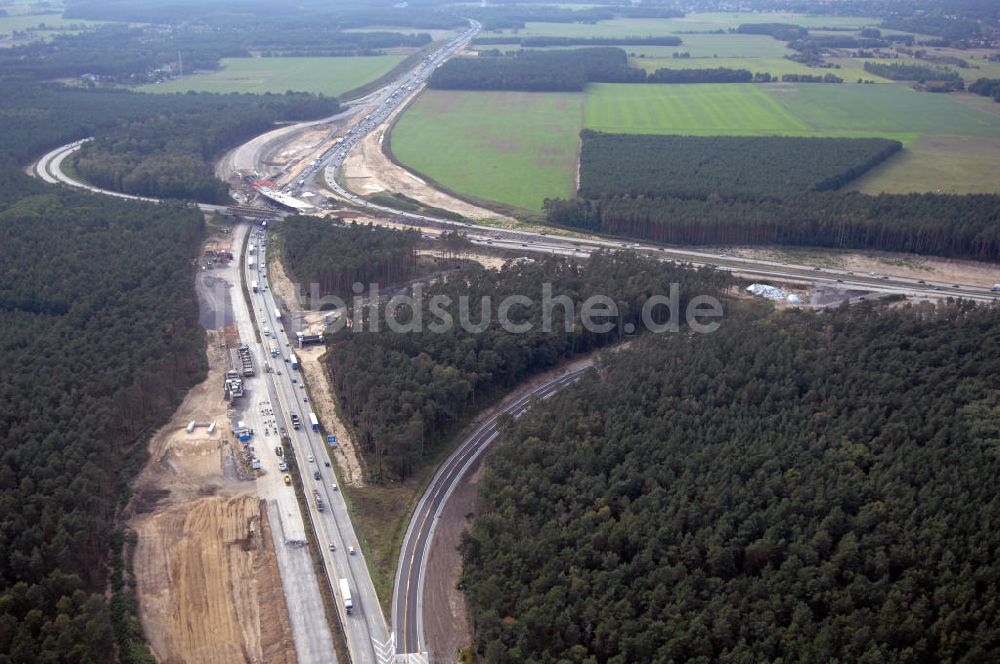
[246,228,394,664]
[286,20,481,201]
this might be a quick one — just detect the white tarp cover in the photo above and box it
[747,284,802,303]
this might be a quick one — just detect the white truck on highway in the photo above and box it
[339,578,353,614]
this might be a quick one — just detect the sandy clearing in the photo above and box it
[134,496,296,664]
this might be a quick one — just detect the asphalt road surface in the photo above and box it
[247,231,396,664]
[393,366,592,658]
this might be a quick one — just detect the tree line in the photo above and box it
[320,251,733,480]
[430,48,848,91]
[577,132,902,199]
[428,48,643,92]
[73,91,338,203]
[280,217,421,303]
[863,60,962,81]
[544,191,1000,260]
[464,4,683,32]
[473,36,682,47]
[461,299,1000,662]
[969,77,1000,102]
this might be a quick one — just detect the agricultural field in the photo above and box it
[389,90,582,210]
[140,56,404,97]
[851,135,1000,194]
[585,82,1000,140]
[584,83,811,136]
[846,56,1000,84]
[767,83,1000,138]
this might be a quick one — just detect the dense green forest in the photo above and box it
[0,24,432,82]
[544,191,1000,260]
[0,76,211,662]
[73,92,338,203]
[0,180,206,662]
[462,300,1000,662]
[735,22,808,40]
[969,77,1000,102]
[280,217,421,302]
[322,253,732,479]
[428,48,643,92]
[645,68,753,83]
[577,132,902,199]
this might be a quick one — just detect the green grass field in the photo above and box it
[584,83,812,135]
[584,82,1000,139]
[767,83,1000,137]
[389,90,583,210]
[139,56,405,97]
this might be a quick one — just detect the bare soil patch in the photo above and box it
[127,233,297,663]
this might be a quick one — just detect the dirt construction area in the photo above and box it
[134,496,295,664]
[128,325,297,662]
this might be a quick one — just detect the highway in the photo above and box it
[31,128,1000,304]
[393,366,592,658]
[225,224,337,663]
[25,18,1000,663]
[247,232,395,664]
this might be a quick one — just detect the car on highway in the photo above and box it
[331,483,338,491]
[329,543,336,551]
[348,546,356,555]
[279,462,287,472]
[313,470,321,480]
[308,455,315,463]
[283,474,291,486]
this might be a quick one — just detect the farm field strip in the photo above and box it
[584,83,812,135]
[140,55,405,97]
[389,90,583,211]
